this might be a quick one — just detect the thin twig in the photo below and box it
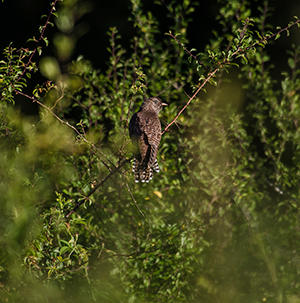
[166,32,203,65]
[14,0,60,86]
[50,84,65,110]
[65,158,130,218]
[17,87,119,176]
[162,68,219,134]
[163,18,300,134]
[125,182,146,219]
[16,90,90,143]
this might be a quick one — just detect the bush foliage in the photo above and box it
[0,0,299,302]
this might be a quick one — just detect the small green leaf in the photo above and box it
[60,246,70,255]
[288,58,295,69]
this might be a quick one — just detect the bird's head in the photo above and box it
[141,97,168,113]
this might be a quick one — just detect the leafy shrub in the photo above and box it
[0,0,299,302]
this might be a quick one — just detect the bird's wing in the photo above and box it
[129,112,147,164]
[137,111,162,166]
[129,113,142,139]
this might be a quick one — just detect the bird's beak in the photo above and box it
[162,102,168,107]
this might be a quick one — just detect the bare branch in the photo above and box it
[162,68,219,134]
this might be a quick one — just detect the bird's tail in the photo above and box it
[152,159,160,173]
[132,158,154,183]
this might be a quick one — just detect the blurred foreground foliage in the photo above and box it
[0,0,299,302]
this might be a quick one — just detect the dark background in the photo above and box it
[1,0,299,68]
[0,0,217,69]
[0,0,299,113]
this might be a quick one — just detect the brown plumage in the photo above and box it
[129,97,167,183]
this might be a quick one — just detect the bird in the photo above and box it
[129,97,167,183]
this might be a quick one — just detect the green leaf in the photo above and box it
[288,58,295,69]
[60,246,70,255]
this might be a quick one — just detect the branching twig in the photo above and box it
[167,32,203,66]
[13,0,60,86]
[244,18,299,53]
[16,90,90,144]
[16,89,117,171]
[65,158,130,218]
[162,18,300,134]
